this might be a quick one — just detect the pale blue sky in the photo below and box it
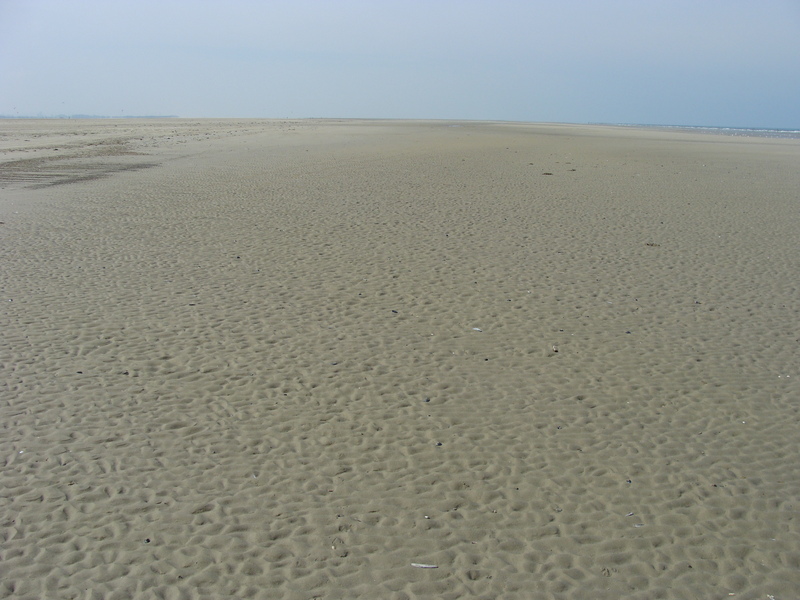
[2,0,798,128]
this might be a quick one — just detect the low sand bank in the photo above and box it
[2,119,799,599]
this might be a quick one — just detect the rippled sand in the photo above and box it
[2,119,799,599]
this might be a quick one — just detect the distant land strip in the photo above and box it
[0,114,179,119]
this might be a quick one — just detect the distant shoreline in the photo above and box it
[598,122,800,139]
[2,115,798,138]
[0,115,179,119]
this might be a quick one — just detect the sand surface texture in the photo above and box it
[2,119,799,599]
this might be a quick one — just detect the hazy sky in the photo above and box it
[2,0,799,127]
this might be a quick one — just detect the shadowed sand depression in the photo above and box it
[2,119,799,599]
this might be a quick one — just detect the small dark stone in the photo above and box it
[145,538,151,543]
[391,310,398,313]
[424,398,430,402]
[436,442,443,446]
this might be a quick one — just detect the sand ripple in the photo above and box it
[2,120,799,599]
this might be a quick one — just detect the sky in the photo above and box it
[1,0,799,128]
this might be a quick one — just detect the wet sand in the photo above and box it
[2,119,799,599]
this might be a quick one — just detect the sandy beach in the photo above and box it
[2,119,799,599]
